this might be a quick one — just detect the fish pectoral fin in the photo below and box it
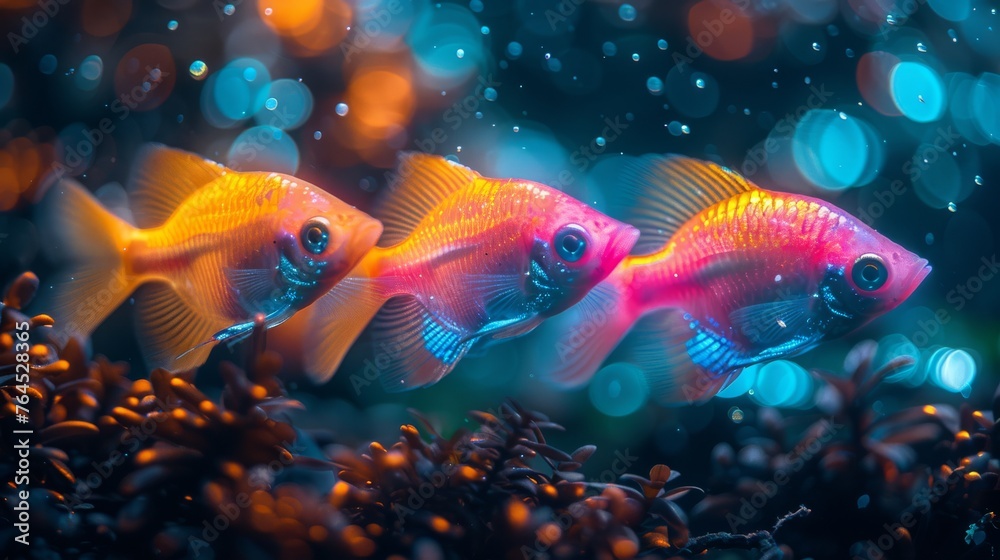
[375,153,481,246]
[224,267,280,307]
[128,144,230,228]
[134,282,225,372]
[369,295,475,392]
[462,272,530,324]
[615,308,744,405]
[727,296,815,348]
[606,155,753,255]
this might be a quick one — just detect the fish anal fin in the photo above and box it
[370,295,473,392]
[617,308,744,405]
[533,280,634,388]
[128,144,229,228]
[609,155,754,254]
[133,282,227,372]
[305,275,387,383]
[376,153,480,246]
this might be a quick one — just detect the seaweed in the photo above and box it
[1,270,996,560]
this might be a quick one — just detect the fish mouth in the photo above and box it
[602,224,640,268]
[901,258,931,300]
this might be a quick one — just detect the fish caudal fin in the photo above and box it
[617,308,742,405]
[369,295,474,392]
[133,282,225,372]
[532,280,635,387]
[36,178,138,344]
[305,274,389,383]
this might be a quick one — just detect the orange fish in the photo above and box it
[303,153,639,391]
[37,145,382,371]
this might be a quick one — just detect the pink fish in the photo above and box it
[303,153,639,391]
[534,155,931,403]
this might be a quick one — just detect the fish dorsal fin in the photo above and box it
[609,155,753,254]
[128,144,229,228]
[376,153,481,246]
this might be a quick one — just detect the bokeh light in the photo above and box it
[588,363,649,417]
[749,361,814,408]
[254,78,314,130]
[792,110,883,190]
[890,62,946,122]
[201,57,271,128]
[227,125,300,174]
[928,348,977,394]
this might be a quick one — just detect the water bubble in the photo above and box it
[838,111,847,119]
[602,41,617,56]
[729,407,744,423]
[947,202,957,212]
[335,102,349,116]
[595,136,606,147]
[223,3,235,16]
[167,20,178,31]
[743,108,750,115]
[264,97,277,110]
[313,130,322,140]
[681,124,690,134]
[512,126,520,132]
[264,7,272,15]
[618,3,637,22]
[886,13,898,25]
[846,48,855,58]
[657,39,668,50]
[456,48,465,59]
[925,232,935,244]
[695,77,705,88]
[812,42,821,51]
[646,76,663,94]
[484,87,497,101]
[189,60,208,80]
[948,28,958,42]
[480,26,490,34]
[474,111,483,119]
[667,121,684,136]
[804,76,811,85]
[242,66,257,81]
[39,54,57,75]
[975,174,983,185]
[917,42,928,52]
[631,53,639,61]
[827,24,839,37]
[507,41,523,58]
[469,0,484,11]
[771,81,778,88]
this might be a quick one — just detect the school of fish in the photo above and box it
[37,146,930,404]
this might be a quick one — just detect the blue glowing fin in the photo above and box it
[616,308,744,405]
[369,295,474,392]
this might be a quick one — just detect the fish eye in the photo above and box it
[852,253,888,291]
[554,224,589,263]
[301,218,330,255]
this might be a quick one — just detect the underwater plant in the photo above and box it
[3,270,818,560]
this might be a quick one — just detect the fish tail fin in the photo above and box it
[532,274,637,387]
[305,268,390,383]
[35,178,139,343]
